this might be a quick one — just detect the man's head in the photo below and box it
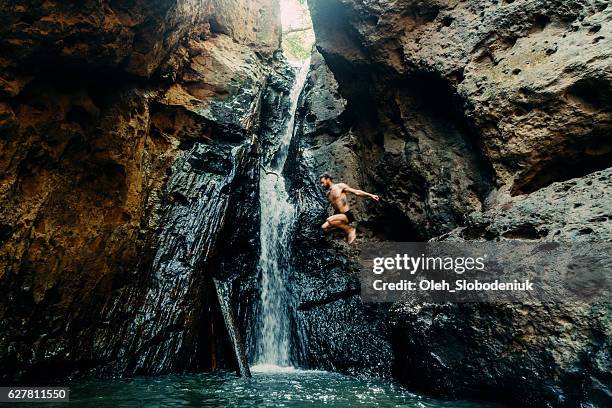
[319,173,333,189]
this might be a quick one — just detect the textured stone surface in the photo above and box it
[447,167,612,242]
[288,214,394,377]
[392,170,612,407]
[308,0,611,237]
[0,0,280,382]
[391,300,611,408]
[282,52,394,377]
[305,0,612,406]
[0,0,280,79]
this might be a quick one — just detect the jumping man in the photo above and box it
[319,173,379,244]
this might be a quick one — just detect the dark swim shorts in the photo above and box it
[341,210,356,224]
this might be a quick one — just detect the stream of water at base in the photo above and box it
[22,371,503,408]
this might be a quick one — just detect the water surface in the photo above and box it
[29,368,501,407]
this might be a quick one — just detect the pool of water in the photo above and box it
[24,366,501,407]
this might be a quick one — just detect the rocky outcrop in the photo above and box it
[304,0,611,406]
[0,0,280,383]
[0,0,279,79]
[392,169,612,407]
[445,168,612,243]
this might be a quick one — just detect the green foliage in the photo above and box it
[280,0,314,61]
[283,32,313,61]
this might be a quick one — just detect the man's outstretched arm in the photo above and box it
[341,184,380,201]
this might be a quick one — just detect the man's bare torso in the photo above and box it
[320,177,378,243]
[327,183,350,213]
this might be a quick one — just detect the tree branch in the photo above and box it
[283,26,312,35]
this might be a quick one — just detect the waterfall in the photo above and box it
[253,60,310,368]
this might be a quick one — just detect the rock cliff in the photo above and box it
[0,0,280,382]
[301,0,611,406]
[308,0,610,237]
[0,0,610,405]
[391,169,611,407]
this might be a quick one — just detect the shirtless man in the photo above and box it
[319,173,379,244]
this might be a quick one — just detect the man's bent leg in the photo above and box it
[327,214,355,243]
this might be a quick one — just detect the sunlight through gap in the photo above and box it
[280,0,315,61]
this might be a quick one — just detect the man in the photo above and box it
[319,173,379,244]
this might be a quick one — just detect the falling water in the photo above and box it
[253,60,310,368]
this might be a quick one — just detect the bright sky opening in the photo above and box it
[280,0,315,61]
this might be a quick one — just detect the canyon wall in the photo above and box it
[0,0,280,382]
[302,0,611,406]
[0,0,609,405]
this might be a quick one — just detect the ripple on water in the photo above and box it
[26,370,504,408]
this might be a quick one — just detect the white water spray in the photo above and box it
[253,60,310,369]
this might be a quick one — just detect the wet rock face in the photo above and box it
[0,0,279,382]
[288,208,394,377]
[391,300,611,407]
[283,52,393,377]
[305,0,611,406]
[93,142,260,377]
[393,170,612,408]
